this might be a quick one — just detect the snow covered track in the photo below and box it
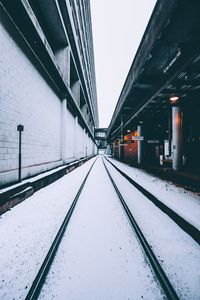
[1,156,199,299]
[25,158,97,300]
[103,156,200,299]
[38,156,168,299]
[104,156,200,246]
[102,157,179,300]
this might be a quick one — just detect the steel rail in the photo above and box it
[25,157,97,300]
[102,157,179,300]
[104,156,200,246]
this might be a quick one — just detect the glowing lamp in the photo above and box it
[169,95,179,103]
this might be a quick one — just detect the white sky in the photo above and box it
[90,0,157,128]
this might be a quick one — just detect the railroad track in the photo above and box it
[25,155,180,299]
[104,155,200,246]
[25,158,97,300]
[102,157,179,300]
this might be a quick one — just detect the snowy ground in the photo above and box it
[103,157,200,299]
[0,155,199,299]
[0,158,96,299]
[39,157,164,300]
[106,156,200,231]
[0,158,86,195]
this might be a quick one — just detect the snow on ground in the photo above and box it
[39,157,165,300]
[0,158,96,300]
[106,156,200,231]
[0,158,86,194]
[1,155,199,299]
[104,157,200,299]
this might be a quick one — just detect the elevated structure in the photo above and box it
[94,128,107,141]
[0,0,98,186]
[108,0,200,171]
[94,128,108,151]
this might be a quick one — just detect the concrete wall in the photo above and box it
[76,124,86,159]
[0,21,62,185]
[62,101,76,162]
[61,105,91,162]
[0,21,97,186]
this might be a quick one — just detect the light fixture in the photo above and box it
[169,95,179,103]
[127,129,131,133]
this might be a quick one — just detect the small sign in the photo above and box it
[132,136,144,141]
[17,124,24,131]
[164,140,169,156]
[147,140,159,144]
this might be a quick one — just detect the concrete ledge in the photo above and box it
[0,160,63,187]
[0,186,34,215]
[112,157,200,192]
[145,167,200,192]
[0,155,94,215]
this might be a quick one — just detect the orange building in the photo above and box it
[123,130,138,163]
[113,130,139,163]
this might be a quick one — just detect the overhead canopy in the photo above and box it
[107,0,200,140]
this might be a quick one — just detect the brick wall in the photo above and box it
[0,21,62,185]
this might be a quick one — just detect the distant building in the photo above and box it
[0,0,98,186]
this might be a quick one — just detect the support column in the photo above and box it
[111,143,114,157]
[107,144,111,155]
[137,125,144,165]
[74,116,78,159]
[118,139,121,160]
[83,128,86,157]
[84,129,87,157]
[119,115,124,160]
[81,104,87,119]
[172,106,183,171]
[61,99,68,163]
[55,46,70,85]
[71,81,81,106]
[168,110,172,157]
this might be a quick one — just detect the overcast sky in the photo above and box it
[90,0,157,128]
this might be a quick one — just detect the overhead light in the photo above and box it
[127,129,131,133]
[169,95,179,103]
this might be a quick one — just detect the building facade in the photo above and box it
[0,0,99,186]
